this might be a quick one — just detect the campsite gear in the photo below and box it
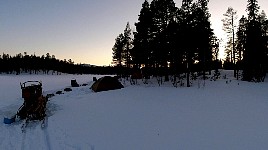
[93,77,97,81]
[71,79,79,87]
[91,76,124,92]
[16,81,48,121]
[64,87,72,92]
[3,116,16,124]
[56,91,63,95]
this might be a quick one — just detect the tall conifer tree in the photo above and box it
[236,15,247,62]
[150,0,177,68]
[243,0,266,81]
[132,0,153,67]
[112,33,125,66]
[222,7,238,77]
[123,22,133,68]
[195,0,213,77]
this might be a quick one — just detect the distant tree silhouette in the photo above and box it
[0,53,116,75]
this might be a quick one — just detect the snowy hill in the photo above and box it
[1,71,268,150]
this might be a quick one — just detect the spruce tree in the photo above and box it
[150,0,177,68]
[123,22,133,68]
[112,22,133,68]
[195,0,213,78]
[132,0,153,68]
[259,12,268,70]
[236,16,248,62]
[247,0,260,21]
[112,33,125,66]
[243,0,266,81]
[181,0,194,87]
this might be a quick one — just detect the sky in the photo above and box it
[0,0,267,66]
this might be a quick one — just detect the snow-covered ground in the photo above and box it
[1,70,268,150]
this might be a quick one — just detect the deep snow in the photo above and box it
[1,71,268,150]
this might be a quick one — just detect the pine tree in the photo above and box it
[224,38,234,63]
[211,36,220,61]
[243,0,267,82]
[247,0,260,21]
[123,22,133,68]
[182,0,193,9]
[243,0,266,81]
[132,0,153,68]
[259,10,267,30]
[179,0,214,85]
[112,22,133,68]
[131,0,215,85]
[180,0,195,87]
[258,10,268,79]
[112,33,125,66]
[261,11,268,62]
[222,7,238,77]
[150,0,177,68]
[236,16,248,62]
[166,14,182,71]
[180,0,199,86]
[195,0,213,78]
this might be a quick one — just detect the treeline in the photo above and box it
[113,0,268,83]
[234,0,268,82]
[112,0,221,86]
[0,53,117,75]
[222,0,268,82]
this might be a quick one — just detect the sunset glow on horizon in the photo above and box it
[0,0,267,66]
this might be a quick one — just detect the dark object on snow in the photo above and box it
[56,91,63,95]
[91,76,124,92]
[93,77,97,81]
[64,88,72,92]
[17,81,47,121]
[3,116,15,124]
[46,93,55,98]
[82,83,88,86]
[71,79,79,87]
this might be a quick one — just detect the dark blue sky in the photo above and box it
[0,0,267,65]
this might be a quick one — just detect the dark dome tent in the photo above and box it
[90,76,124,92]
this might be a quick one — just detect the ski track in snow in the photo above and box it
[0,74,98,150]
[0,113,52,150]
[20,121,52,150]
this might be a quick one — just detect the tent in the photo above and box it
[90,76,124,92]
